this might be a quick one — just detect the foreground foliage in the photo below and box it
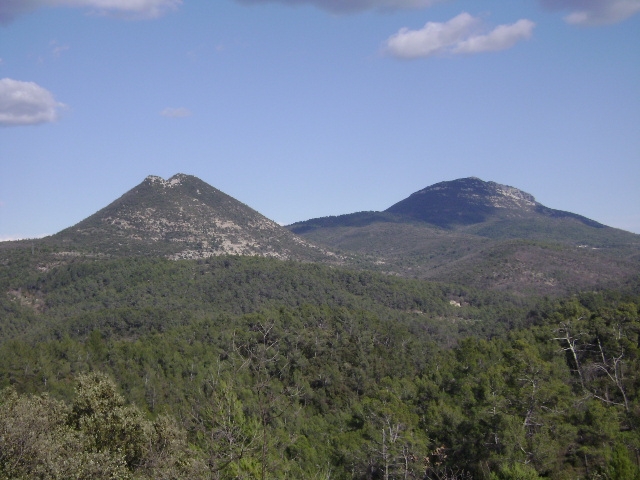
[0,372,205,479]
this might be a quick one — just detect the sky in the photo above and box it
[1,0,639,240]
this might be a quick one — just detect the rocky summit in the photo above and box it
[51,174,333,261]
[385,177,603,228]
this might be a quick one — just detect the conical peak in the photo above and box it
[53,173,332,262]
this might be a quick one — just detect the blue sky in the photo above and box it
[1,0,639,240]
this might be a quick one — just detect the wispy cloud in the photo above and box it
[50,40,70,58]
[539,0,640,25]
[235,0,445,14]
[0,0,182,24]
[384,12,535,59]
[0,78,65,126]
[160,107,192,118]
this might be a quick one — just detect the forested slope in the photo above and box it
[1,245,639,479]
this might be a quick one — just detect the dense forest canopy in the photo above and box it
[1,245,639,479]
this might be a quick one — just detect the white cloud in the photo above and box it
[0,78,65,126]
[454,19,535,54]
[235,0,444,14]
[384,12,535,59]
[539,0,640,25]
[160,107,192,118]
[0,0,182,24]
[384,12,479,58]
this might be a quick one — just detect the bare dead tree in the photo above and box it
[591,337,629,412]
[553,321,587,392]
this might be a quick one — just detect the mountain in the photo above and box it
[288,177,640,295]
[385,177,605,229]
[290,177,609,235]
[49,174,334,262]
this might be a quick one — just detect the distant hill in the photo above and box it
[48,174,334,262]
[385,177,606,229]
[288,177,640,295]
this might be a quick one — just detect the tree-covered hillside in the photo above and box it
[0,246,532,344]
[1,245,639,479]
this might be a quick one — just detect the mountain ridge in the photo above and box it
[287,177,639,295]
[3,174,638,296]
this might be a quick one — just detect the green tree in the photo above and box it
[70,372,149,468]
[608,443,640,480]
[490,463,542,480]
[0,373,207,480]
[0,387,131,479]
